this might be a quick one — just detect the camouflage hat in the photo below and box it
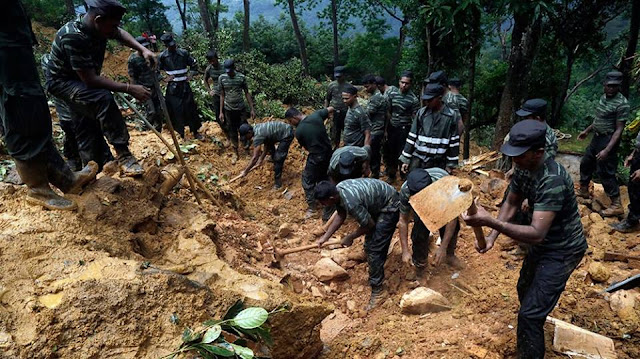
[604,71,623,86]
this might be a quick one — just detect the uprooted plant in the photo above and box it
[163,300,287,359]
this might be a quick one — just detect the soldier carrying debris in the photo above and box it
[45,0,149,176]
[235,121,294,189]
[462,120,587,358]
[1,0,98,210]
[314,178,400,310]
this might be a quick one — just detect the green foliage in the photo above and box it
[163,301,285,359]
[233,50,326,106]
[119,0,171,36]
[22,0,74,28]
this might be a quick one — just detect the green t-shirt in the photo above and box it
[337,178,400,227]
[252,121,293,146]
[219,72,249,111]
[398,168,449,214]
[343,104,371,147]
[367,90,389,135]
[295,109,332,155]
[508,157,587,252]
[593,92,629,135]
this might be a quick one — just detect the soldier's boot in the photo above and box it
[273,177,283,190]
[611,218,640,233]
[66,161,99,194]
[576,185,590,199]
[115,146,144,177]
[601,196,625,218]
[366,285,388,311]
[14,158,76,211]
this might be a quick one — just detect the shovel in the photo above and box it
[409,176,486,250]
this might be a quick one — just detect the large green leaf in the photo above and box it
[202,325,222,344]
[230,344,254,359]
[232,307,269,329]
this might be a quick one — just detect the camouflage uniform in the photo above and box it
[328,146,370,182]
[579,92,629,198]
[384,86,419,179]
[326,80,350,148]
[343,104,371,147]
[367,89,388,178]
[45,16,129,169]
[252,121,294,184]
[219,72,250,148]
[204,63,225,125]
[128,52,163,131]
[335,178,399,289]
[158,48,200,137]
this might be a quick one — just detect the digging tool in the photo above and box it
[267,239,342,266]
[118,92,222,206]
[409,176,486,250]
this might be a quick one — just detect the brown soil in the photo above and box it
[1,25,638,359]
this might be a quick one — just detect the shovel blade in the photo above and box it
[409,176,473,233]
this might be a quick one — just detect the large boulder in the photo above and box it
[313,258,349,282]
[399,287,451,314]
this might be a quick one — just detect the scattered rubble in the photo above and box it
[313,258,349,282]
[399,287,451,314]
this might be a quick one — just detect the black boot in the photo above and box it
[611,218,640,233]
[114,145,144,177]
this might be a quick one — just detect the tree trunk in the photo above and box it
[198,0,214,41]
[144,8,155,34]
[551,51,576,127]
[213,0,221,33]
[176,0,187,31]
[425,22,434,75]
[390,20,407,78]
[64,0,75,16]
[492,11,542,150]
[621,0,640,98]
[287,0,309,75]
[330,0,340,67]
[243,0,250,51]
[464,7,481,160]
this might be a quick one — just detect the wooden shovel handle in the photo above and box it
[277,239,342,256]
[467,200,487,250]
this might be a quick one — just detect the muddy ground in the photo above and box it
[1,28,639,357]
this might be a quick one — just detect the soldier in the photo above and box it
[128,35,163,132]
[314,178,400,309]
[399,83,460,174]
[328,145,371,183]
[158,33,202,140]
[463,120,587,359]
[375,76,391,96]
[1,0,98,210]
[218,59,256,161]
[286,106,335,220]
[45,0,149,176]
[384,70,419,183]
[236,121,293,189]
[325,66,350,149]
[363,75,388,178]
[444,77,469,135]
[577,71,628,217]
[342,85,371,147]
[398,168,462,280]
[612,130,640,233]
[204,49,225,127]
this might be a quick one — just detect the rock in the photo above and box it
[399,287,451,314]
[329,248,350,266]
[589,212,604,223]
[0,331,12,348]
[479,178,508,199]
[617,306,640,330]
[549,317,617,359]
[77,193,106,221]
[347,247,367,262]
[313,258,349,282]
[610,290,637,312]
[102,160,119,176]
[278,223,295,238]
[347,300,357,312]
[311,286,323,298]
[588,262,611,283]
[578,204,591,218]
[593,183,611,208]
[580,217,591,232]
[0,183,16,195]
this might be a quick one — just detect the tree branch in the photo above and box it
[368,0,405,22]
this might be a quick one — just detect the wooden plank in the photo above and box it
[603,251,640,262]
[546,317,617,359]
